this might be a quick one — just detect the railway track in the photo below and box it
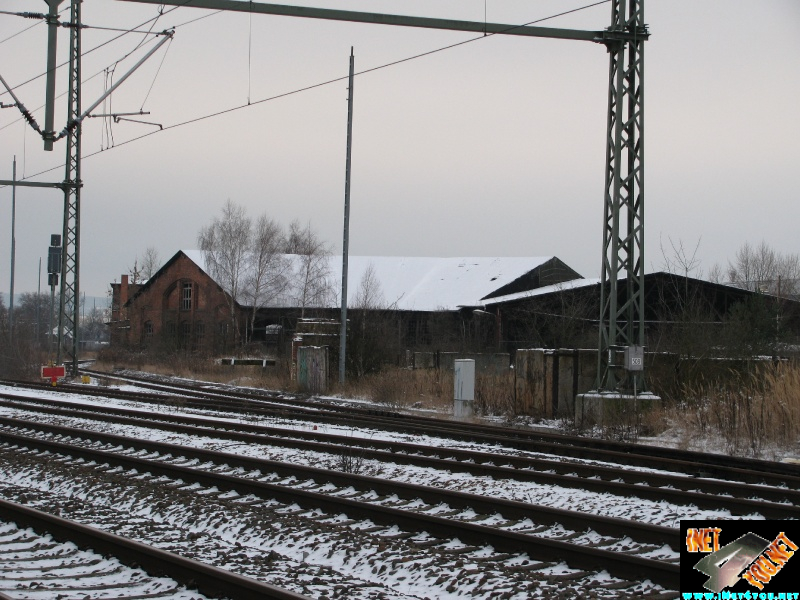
[1,389,798,519]
[0,419,680,588]
[69,370,800,482]
[0,498,309,600]
[2,372,797,597]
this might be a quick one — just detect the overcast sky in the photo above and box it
[1,0,799,298]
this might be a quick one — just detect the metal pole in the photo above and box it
[339,47,354,385]
[43,0,64,151]
[49,279,55,358]
[597,0,646,393]
[119,0,609,43]
[37,257,41,346]
[9,157,16,342]
[57,0,82,376]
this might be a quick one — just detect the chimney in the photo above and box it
[120,275,129,316]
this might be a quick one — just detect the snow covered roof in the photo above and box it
[178,251,577,312]
[340,256,565,311]
[482,278,601,305]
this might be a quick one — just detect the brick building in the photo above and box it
[109,252,585,356]
[109,251,243,352]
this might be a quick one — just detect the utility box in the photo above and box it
[454,359,475,418]
[624,345,644,371]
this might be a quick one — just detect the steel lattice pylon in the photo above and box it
[56,0,82,376]
[597,0,647,391]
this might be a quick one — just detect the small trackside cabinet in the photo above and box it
[454,359,475,400]
[454,359,475,418]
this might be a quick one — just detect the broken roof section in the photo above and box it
[174,251,583,311]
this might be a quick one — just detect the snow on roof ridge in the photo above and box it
[177,251,562,311]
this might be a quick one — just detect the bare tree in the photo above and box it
[284,220,334,317]
[776,253,800,297]
[198,200,252,345]
[659,235,702,280]
[348,264,399,377]
[140,247,161,279]
[727,241,800,297]
[128,258,143,284]
[353,263,384,309]
[707,263,724,284]
[81,305,109,343]
[244,214,288,342]
[284,220,306,255]
[728,241,777,292]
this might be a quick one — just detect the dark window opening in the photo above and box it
[182,283,192,311]
[180,321,191,349]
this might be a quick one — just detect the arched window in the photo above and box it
[181,282,193,311]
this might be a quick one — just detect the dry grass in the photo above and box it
[333,368,455,414]
[660,361,800,458]
[333,368,515,418]
[94,351,294,392]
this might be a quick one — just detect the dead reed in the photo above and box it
[669,361,800,458]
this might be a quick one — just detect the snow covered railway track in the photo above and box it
[0,499,308,600]
[0,424,680,590]
[50,372,800,485]
[2,395,799,517]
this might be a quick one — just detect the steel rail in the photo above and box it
[0,416,679,547]
[0,427,679,588]
[0,498,311,600]
[26,373,800,484]
[77,370,800,478]
[3,394,800,511]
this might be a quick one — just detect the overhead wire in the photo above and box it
[4,0,610,184]
[0,8,177,100]
[0,33,167,134]
[1,3,222,129]
[139,36,173,111]
[0,5,70,46]
[248,1,253,105]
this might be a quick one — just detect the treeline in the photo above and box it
[197,200,336,344]
[0,292,107,378]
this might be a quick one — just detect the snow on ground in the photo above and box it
[0,384,764,531]
[0,521,212,600]
[4,380,746,597]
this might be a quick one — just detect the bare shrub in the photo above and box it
[331,366,454,415]
[0,335,46,381]
[474,372,516,417]
[676,362,800,458]
[335,446,367,475]
[368,372,408,410]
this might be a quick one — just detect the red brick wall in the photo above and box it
[118,253,243,353]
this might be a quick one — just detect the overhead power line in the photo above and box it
[2,0,609,185]
[0,7,180,99]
